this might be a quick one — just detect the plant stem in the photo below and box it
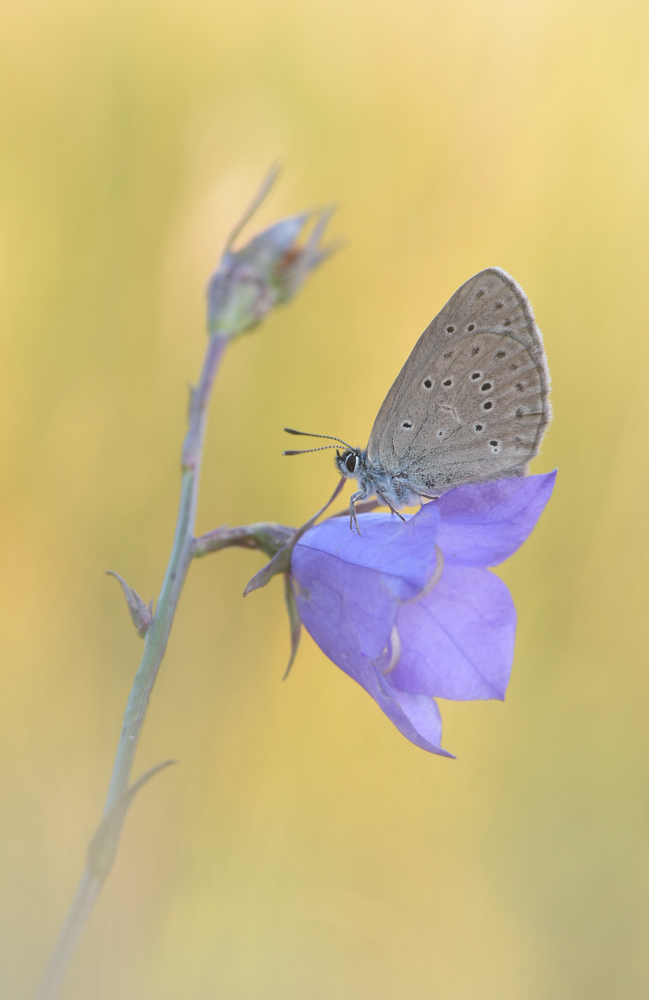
[34,165,335,998]
[106,332,226,809]
[192,522,295,559]
[34,872,102,1000]
[35,333,228,1000]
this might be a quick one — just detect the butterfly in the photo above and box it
[285,268,551,530]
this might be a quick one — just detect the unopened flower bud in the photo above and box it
[207,206,337,338]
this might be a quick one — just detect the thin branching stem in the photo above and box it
[192,522,295,559]
[105,332,226,809]
[34,166,335,1000]
[35,334,228,1000]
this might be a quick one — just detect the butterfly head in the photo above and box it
[335,448,364,480]
[283,428,365,482]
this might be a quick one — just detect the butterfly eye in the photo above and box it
[345,453,357,474]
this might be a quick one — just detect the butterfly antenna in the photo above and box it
[283,444,343,456]
[283,427,354,449]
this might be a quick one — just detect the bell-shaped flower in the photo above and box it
[289,473,556,756]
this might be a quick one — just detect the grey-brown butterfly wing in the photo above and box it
[366,268,551,495]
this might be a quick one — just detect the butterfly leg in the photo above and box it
[349,492,364,534]
[376,492,406,521]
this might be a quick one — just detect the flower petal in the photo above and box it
[340,657,452,756]
[388,688,454,757]
[389,563,516,701]
[292,547,399,663]
[296,503,441,599]
[434,471,556,567]
[292,551,452,755]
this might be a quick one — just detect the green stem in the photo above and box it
[35,334,228,1000]
[192,522,295,559]
[107,332,227,806]
[34,872,102,1000]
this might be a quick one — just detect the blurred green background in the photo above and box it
[1,0,648,997]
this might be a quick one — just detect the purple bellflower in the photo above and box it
[289,472,556,756]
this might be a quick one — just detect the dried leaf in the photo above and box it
[106,571,153,638]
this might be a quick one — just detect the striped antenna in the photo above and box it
[283,427,354,449]
[283,427,355,456]
[284,444,343,456]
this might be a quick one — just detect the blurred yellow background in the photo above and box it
[1,0,648,997]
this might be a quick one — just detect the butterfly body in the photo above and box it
[335,267,551,528]
[335,447,425,516]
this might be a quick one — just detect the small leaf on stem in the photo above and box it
[106,571,154,638]
[87,761,176,879]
